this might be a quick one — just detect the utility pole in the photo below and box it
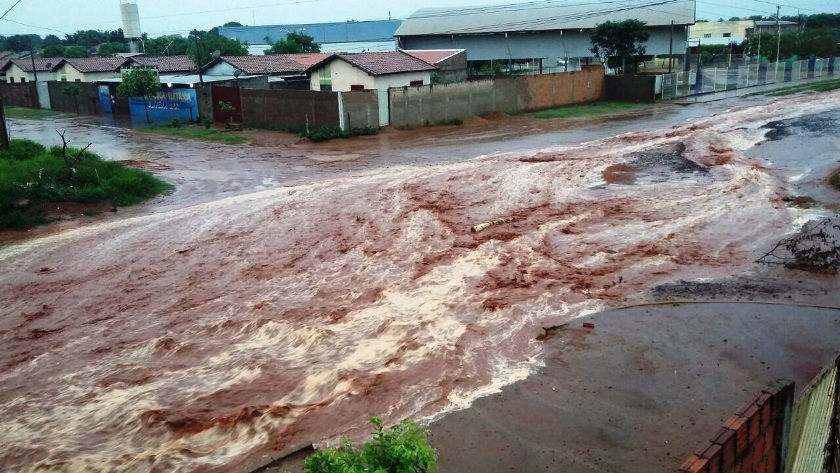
[668,20,674,73]
[193,34,204,84]
[29,38,39,105]
[774,4,781,82]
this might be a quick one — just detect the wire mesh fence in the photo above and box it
[659,57,838,100]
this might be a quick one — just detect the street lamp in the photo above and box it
[193,34,204,84]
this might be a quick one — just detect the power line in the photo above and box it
[0,0,24,21]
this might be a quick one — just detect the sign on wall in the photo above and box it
[127,88,199,123]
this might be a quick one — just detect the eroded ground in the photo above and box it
[1,91,839,472]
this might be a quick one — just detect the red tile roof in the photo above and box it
[7,58,62,72]
[402,49,465,66]
[63,57,128,73]
[306,51,438,76]
[127,55,196,73]
[212,53,332,75]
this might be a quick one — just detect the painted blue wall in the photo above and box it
[127,88,198,123]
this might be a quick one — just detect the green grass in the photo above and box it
[143,125,249,144]
[751,78,840,97]
[4,106,60,120]
[533,101,647,120]
[0,138,173,230]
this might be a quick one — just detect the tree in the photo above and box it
[41,45,66,58]
[43,34,62,46]
[223,21,243,27]
[6,34,40,52]
[264,32,320,54]
[117,69,160,123]
[98,42,128,56]
[728,16,742,21]
[187,32,248,67]
[62,84,81,115]
[143,36,190,56]
[63,45,89,58]
[589,19,650,74]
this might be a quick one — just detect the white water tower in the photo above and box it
[120,1,143,53]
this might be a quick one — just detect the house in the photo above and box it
[56,57,128,82]
[202,53,331,88]
[395,0,696,73]
[690,20,800,46]
[1,58,62,83]
[124,55,196,75]
[219,20,402,56]
[304,51,437,92]
[402,49,467,83]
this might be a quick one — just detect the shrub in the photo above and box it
[303,126,379,142]
[831,172,840,191]
[304,417,437,473]
[0,139,48,161]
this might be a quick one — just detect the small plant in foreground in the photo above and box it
[304,417,437,473]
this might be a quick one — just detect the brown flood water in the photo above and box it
[1,92,838,472]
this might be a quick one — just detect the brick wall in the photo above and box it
[0,83,38,108]
[239,88,340,131]
[605,75,657,103]
[46,81,100,115]
[677,379,794,473]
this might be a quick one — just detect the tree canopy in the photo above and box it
[117,69,161,123]
[264,32,320,54]
[589,19,650,73]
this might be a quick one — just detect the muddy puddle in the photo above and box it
[1,91,839,472]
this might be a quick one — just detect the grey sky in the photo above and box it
[0,0,835,38]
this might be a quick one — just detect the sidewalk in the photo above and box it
[428,302,840,473]
[673,75,839,103]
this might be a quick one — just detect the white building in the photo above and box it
[56,57,128,82]
[305,51,436,92]
[1,58,61,83]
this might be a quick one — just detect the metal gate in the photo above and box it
[212,86,242,124]
[786,355,840,473]
[377,89,389,127]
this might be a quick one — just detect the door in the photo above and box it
[377,89,389,127]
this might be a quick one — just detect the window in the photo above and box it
[350,84,364,91]
[20,77,26,82]
[320,84,332,91]
[703,34,712,38]
[409,80,424,86]
[8,77,14,83]
[722,33,731,37]
[75,79,81,82]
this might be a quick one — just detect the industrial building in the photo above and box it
[689,19,800,45]
[219,20,402,56]
[395,0,696,73]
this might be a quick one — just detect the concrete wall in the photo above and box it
[374,71,430,90]
[399,27,689,62]
[47,81,100,114]
[605,75,657,103]
[196,84,214,122]
[435,52,469,83]
[389,65,605,128]
[0,82,38,107]
[340,90,378,129]
[240,88,340,130]
[678,380,794,473]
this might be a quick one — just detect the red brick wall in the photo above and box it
[677,380,794,473]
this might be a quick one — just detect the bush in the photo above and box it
[304,417,437,473]
[0,139,48,161]
[303,126,379,142]
[0,137,172,230]
[831,172,840,191]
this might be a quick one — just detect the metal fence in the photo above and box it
[785,354,840,473]
[660,57,838,100]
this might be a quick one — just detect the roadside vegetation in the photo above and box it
[304,417,437,473]
[300,126,379,143]
[143,125,249,145]
[0,135,172,230]
[756,78,840,97]
[533,101,646,120]
[4,106,60,120]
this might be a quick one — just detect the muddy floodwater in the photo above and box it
[1,92,839,472]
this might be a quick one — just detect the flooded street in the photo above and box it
[1,91,838,472]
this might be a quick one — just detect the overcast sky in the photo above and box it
[0,0,835,38]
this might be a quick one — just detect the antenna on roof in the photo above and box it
[212,50,221,60]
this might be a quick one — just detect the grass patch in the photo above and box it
[752,78,840,97]
[143,125,249,145]
[301,126,378,143]
[4,106,60,120]
[831,172,840,191]
[533,101,646,120]
[0,138,173,230]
